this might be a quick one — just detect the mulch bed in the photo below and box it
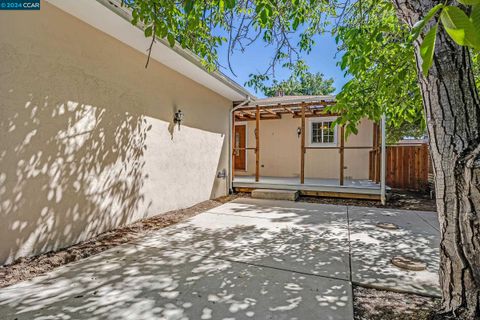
[353,286,441,320]
[0,194,245,288]
[299,190,437,212]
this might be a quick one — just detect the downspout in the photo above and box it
[380,114,387,205]
[228,97,251,194]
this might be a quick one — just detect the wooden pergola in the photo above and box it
[231,96,384,188]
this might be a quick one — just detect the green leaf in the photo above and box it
[225,0,236,9]
[184,0,194,14]
[420,24,438,76]
[293,17,300,30]
[458,0,480,5]
[440,6,480,49]
[167,33,175,47]
[411,4,443,40]
[144,25,153,37]
[471,5,480,37]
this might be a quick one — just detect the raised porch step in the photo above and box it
[251,189,299,201]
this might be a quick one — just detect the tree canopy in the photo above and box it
[123,0,478,136]
[251,71,335,97]
[330,0,425,141]
[124,0,334,71]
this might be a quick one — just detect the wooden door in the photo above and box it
[234,125,246,170]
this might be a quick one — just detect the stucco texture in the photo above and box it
[236,116,373,180]
[0,3,231,265]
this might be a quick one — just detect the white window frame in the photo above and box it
[307,116,338,147]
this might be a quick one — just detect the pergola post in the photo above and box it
[376,123,381,183]
[300,104,305,184]
[372,122,381,183]
[232,111,236,182]
[339,125,345,186]
[255,105,260,182]
[371,123,377,181]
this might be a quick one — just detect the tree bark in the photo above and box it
[392,1,480,318]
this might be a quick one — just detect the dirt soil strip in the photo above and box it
[299,190,437,212]
[0,194,246,288]
[353,286,441,320]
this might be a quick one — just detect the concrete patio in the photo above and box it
[232,176,384,199]
[0,198,440,320]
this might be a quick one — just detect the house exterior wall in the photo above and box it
[236,116,373,180]
[0,3,231,265]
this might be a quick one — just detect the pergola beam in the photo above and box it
[238,101,335,112]
[234,115,282,121]
[242,110,256,117]
[292,112,336,119]
[233,101,337,121]
[236,113,249,120]
[234,110,337,121]
[263,107,279,116]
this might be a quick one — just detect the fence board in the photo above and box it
[369,144,430,191]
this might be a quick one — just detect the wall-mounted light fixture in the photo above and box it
[297,127,302,138]
[217,168,227,179]
[174,109,184,130]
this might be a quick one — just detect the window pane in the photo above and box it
[311,121,335,144]
[312,123,320,143]
[323,132,332,143]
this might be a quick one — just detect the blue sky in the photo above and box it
[215,32,348,97]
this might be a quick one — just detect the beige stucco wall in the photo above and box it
[236,116,373,180]
[0,3,232,265]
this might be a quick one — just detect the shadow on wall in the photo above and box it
[0,93,152,265]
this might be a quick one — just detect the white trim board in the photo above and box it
[307,116,339,147]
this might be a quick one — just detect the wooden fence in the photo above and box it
[369,144,430,191]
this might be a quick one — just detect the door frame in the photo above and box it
[234,122,248,171]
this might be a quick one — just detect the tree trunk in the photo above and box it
[392,0,480,318]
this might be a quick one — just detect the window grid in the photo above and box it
[311,121,335,145]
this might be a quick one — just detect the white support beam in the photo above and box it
[380,114,387,205]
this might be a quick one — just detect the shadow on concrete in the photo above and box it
[0,199,440,319]
[348,206,440,296]
[0,223,353,320]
